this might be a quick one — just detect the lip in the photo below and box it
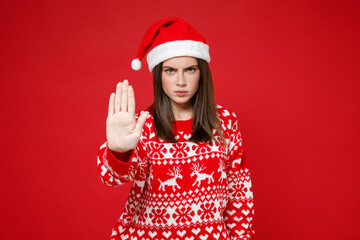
[174,91,187,97]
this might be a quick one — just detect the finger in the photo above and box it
[108,93,115,117]
[115,82,122,113]
[134,111,149,134]
[128,85,135,117]
[121,80,128,112]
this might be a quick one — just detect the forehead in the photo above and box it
[162,56,198,67]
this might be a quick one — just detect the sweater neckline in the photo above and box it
[172,118,192,132]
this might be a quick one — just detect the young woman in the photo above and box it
[97,17,255,240]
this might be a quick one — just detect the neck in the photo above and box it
[172,102,193,121]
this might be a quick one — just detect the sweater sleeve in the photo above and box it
[96,114,150,187]
[223,114,255,239]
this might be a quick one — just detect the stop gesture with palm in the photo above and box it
[106,80,149,153]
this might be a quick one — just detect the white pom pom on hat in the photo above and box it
[130,17,210,72]
[131,58,141,71]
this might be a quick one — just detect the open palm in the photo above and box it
[106,80,148,153]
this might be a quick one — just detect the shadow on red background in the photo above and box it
[0,0,359,239]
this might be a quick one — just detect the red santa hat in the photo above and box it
[131,17,211,72]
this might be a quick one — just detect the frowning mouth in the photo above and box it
[174,91,188,96]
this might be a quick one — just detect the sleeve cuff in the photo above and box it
[105,144,134,175]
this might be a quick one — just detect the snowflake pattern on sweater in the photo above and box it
[97,106,255,240]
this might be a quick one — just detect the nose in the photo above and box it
[176,72,187,87]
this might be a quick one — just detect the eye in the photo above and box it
[164,68,175,74]
[186,67,198,73]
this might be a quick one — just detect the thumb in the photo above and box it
[134,111,149,134]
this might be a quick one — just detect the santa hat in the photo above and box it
[131,17,211,72]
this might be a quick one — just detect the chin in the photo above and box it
[171,98,192,106]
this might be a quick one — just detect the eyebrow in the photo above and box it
[162,65,199,69]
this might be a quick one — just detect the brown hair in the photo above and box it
[150,58,224,143]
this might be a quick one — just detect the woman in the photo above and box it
[97,17,255,240]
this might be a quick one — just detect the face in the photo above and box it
[161,56,200,110]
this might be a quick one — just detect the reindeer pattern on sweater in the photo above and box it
[97,105,255,240]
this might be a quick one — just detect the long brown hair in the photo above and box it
[151,58,224,143]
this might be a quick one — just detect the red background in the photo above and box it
[1,0,359,239]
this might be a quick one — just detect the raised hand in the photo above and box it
[106,80,149,153]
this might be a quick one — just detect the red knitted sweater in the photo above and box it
[97,105,255,240]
